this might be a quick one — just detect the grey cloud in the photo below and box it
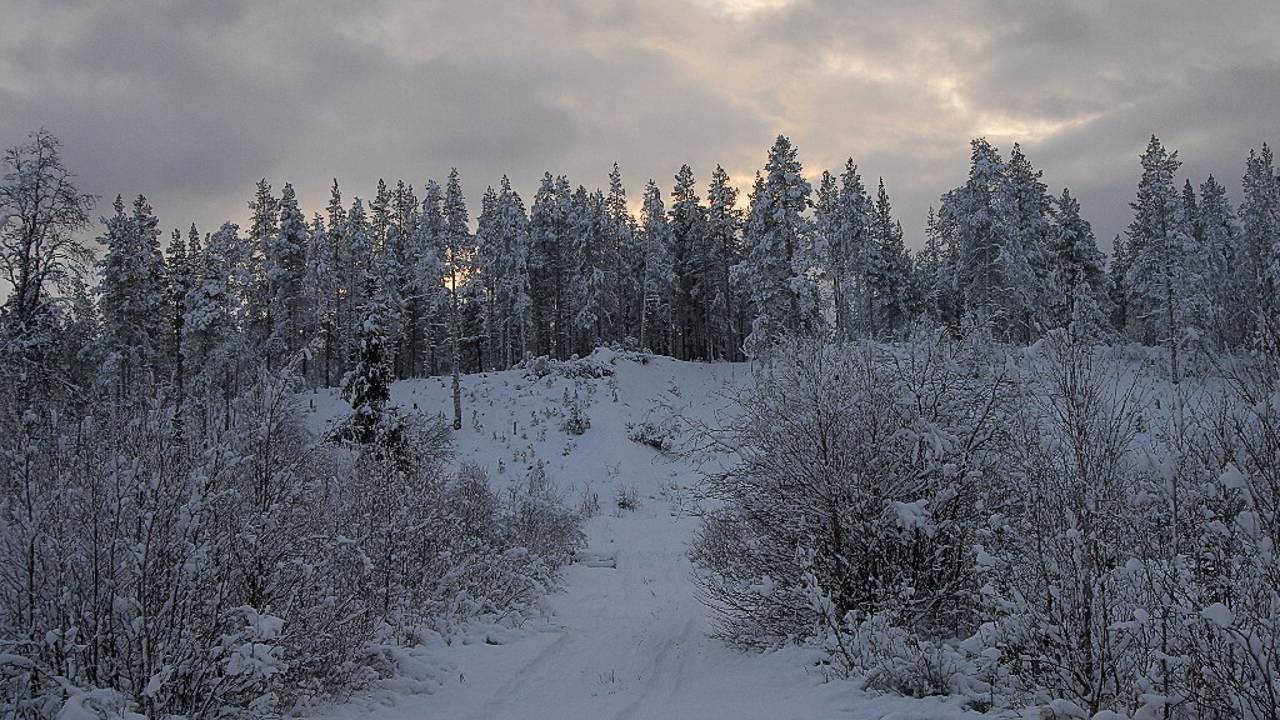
[2,0,1277,253]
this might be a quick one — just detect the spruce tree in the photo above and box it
[868,179,911,337]
[414,181,446,375]
[669,164,706,359]
[341,275,394,444]
[639,179,674,353]
[442,169,472,429]
[1046,188,1109,339]
[1124,135,1202,382]
[736,135,814,354]
[1196,175,1243,349]
[704,165,741,359]
[266,183,309,371]
[571,187,612,356]
[97,194,167,392]
[815,159,872,339]
[940,138,1005,328]
[606,163,640,344]
[245,179,279,357]
[994,143,1051,341]
[1240,145,1280,347]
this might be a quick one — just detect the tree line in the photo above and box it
[3,130,1278,421]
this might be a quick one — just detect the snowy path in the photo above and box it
[308,354,988,720]
[410,505,847,720]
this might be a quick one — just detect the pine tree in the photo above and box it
[475,185,501,369]
[736,135,814,355]
[1124,135,1202,382]
[994,143,1051,341]
[639,179,674,353]
[384,180,418,377]
[493,177,531,367]
[1196,175,1243,349]
[265,183,309,371]
[867,179,911,337]
[570,187,612,356]
[165,224,199,426]
[607,163,640,345]
[317,180,347,386]
[940,138,1005,328]
[1046,188,1109,339]
[669,164,706,359]
[183,222,242,432]
[814,159,872,340]
[705,165,742,359]
[341,275,394,444]
[443,169,472,430]
[1240,145,1280,347]
[414,181,446,376]
[529,173,573,358]
[914,206,949,326]
[97,194,167,392]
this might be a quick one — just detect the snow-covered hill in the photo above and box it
[301,350,993,720]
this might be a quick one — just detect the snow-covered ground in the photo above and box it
[299,351,997,720]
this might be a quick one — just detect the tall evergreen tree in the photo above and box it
[442,169,472,429]
[495,178,531,366]
[914,206,950,326]
[638,179,674,353]
[994,143,1051,341]
[245,179,279,359]
[1240,144,1280,347]
[1046,188,1109,339]
[815,159,872,340]
[736,135,814,355]
[414,181,446,376]
[1195,175,1244,349]
[939,139,1005,330]
[529,173,573,359]
[1124,135,1202,382]
[570,187,613,355]
[265,183,310,371]
[704,164,741,359]
[97,194,167,392]
[867,179,911,337]
[606,163,641,344]
[669,165,706,359]
[183,222,242,431]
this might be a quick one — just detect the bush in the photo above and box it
[626,419,675,452]
[691,330,1016,649]
[0,368,583,719]
[560,388,590,435]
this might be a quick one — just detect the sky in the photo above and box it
[3,0,1278,253]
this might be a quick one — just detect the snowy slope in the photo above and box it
[301,351,995,720]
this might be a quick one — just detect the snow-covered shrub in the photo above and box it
[503,461,585,571]
[691,329,1017,650]
[521,354,614,379]
[980,332,1153,713]
[0,357,583,719]
[560,387,590,435]
[614,484,640,511]
[626,419,675,452]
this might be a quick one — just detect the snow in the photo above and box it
[303,352,998,720]
[1200,602,1234,629]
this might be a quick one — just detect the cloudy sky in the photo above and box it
[3,0,1278,251]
